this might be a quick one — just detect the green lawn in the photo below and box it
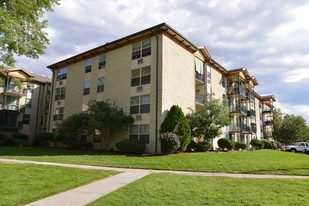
[89,173,309,206]
[0,162,117,206]
[0,147,308,175]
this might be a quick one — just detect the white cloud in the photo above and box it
[284,68,309,83]
[274,101,309,125]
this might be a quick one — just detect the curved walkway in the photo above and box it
[0,158,308,206]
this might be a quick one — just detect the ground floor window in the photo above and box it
[129,124,149,144]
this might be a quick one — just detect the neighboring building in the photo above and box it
[47,23,275,153]
[0,68,51,141]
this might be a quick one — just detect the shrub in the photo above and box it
[116,139,145,154]
[217,138,234,150]
[196,142,212,152]
[12,133,28,140]
[2,137,17,146]
[66,140,93,149]
[234,142,247,150]
[262,140,278,149]
[250,139,264,150]
[160,132,180,154]
[186,140,198,152]
[0,133,7,145]
[33,132,54,146]
[160,105,191,151]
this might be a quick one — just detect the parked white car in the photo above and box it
[283,142,309,153]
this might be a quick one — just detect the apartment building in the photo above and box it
[47,23,275,153]
[0,68,51,140]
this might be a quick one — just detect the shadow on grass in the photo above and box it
[0,146,121,157]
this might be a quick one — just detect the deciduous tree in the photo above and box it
[0,0,60,66]
[187,98,230,142]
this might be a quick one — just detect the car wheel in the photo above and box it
[290,148,296,153]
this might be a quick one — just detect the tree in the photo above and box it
[273,108,283,141]
[87,100,134,150]
[279,114,309,144]
[56,112,89,145]
[160,105,191,151]
[0,0,60,66]
[187,98,230,142]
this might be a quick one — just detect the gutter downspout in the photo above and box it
[152,30,159,153]
[47,69,55,132]
[35,84,42,135]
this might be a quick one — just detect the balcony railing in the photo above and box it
[1,88,26,96]
[230,106,247,114]
[262,108,273,113]
[0,102,20,111]
[196,93,205,105]
[227,86,246,96]
[247,110,256,117]
[264,120,274,125]
[246,93,255,101]
[195,71,204,82]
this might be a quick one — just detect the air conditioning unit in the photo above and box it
[59,81,63,85]
[57,100,62,105]
[137,58,144,64]
[136,86,143,92]
[135,115,142,121]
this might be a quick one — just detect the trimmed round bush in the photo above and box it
[250,139,264,150]
[0,133,7,145]
[234,142,247,150]
[2,137,17,146]
[33,132,54,146]
[160,132,180,154]
[116,139,145,154]
[12,133,28,140]
[217,138,234,150]
[262,140,278,149]
[186,140,198,152]
[196,142,212,152]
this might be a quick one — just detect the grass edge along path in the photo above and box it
[0,162,118,206]
[89,173,309,206]
[0,147,308,176]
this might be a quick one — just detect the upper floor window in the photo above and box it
[55,87,65,100]
[23,114,30,124]
[222,75,226,88]
[97,77,105,93]
[84,80,90,95]
[53,107,64,121]
[85,59,92,73]
[131,66,151,86]
[132,39,151,60]
[99,54,106,69]
[130,94,150,114]
[57,68,67,81]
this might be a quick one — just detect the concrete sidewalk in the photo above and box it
[0,158,308,206]
[24,172,149,206]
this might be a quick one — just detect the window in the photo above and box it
[132,39,151,60]
[55,87,65,100]
[139,124,150,143]
[222,76,226,88]
[57,68,68,81]
[130,95,150,114]
[131,66,151,86]
[99,54,106,69]
[84,80,90,95]
[25,98,31,108]
[53,107,64,121]
[97,77,105,93]
[129,124,150,144]
[23,114,30,124]
[85,59,92,73]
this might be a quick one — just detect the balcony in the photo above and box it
[229,125,240,132]
[1,88,26,97]
[246,93,255,101]
[196,93,205,105]
[195,71,204,84]
[262,108,273,113]
[264,120,274,125]
[0,102,21,112]
[230,106,247,115]
[227,86,246,97]
[247,110,256,117]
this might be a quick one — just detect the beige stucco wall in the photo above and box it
[255,97,262,140]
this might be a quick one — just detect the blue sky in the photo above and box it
[15,0,309,124]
